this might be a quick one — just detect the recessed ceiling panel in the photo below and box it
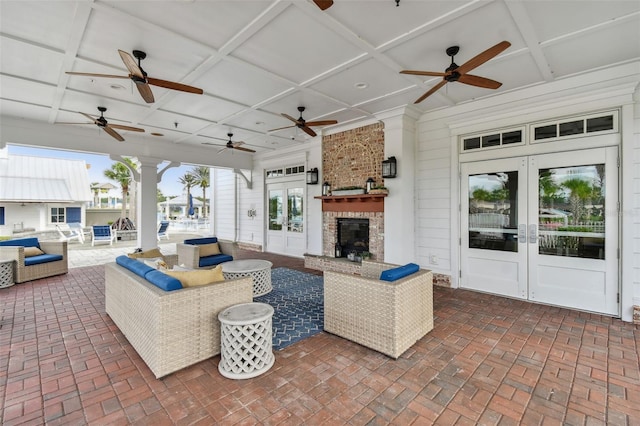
[310,58,415,106]
[231,5,364,84]
[141,109,212,134]
[58,91,149,124]
[0,1,77,50]
[326,0,468,48]
[0,38,65,85]
[0,76,56,107]
[260,92,346,120]
[222,108,285,135]
[192,59,293,107]
[162,94,246,122]
[1,99,51,122]
[523,1,640,42]
[102,1,270,49]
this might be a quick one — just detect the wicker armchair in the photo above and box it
[0,240,68,283]
[324,260,433,359]
[176,237,236,269]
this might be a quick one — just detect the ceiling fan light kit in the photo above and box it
[400,40,510,103]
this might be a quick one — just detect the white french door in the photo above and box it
[461,147,618,315]
[266,182,305,257]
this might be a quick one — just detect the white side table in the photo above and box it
[218,302,274,379]
[221,259,273,296]
[0,259,15,289]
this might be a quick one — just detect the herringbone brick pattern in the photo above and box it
[0,253,638,425]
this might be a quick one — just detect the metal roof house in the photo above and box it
[0,147,92,236]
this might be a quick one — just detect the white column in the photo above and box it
[379,106,420,264]
[127,157,161,250]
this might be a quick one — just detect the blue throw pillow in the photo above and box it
[116,255,155,279]
[380,263,420,282]
[145,270,183,291]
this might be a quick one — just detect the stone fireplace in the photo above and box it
[323,211,384,260]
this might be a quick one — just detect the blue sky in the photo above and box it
[7,145,193,198]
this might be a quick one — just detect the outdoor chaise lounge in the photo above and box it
[0,237,68,283]
[324,260,433,359]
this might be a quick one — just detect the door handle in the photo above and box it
[518,224,527,243]
[529,224,537,244]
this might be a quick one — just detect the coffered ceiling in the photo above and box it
[1,1,639,158]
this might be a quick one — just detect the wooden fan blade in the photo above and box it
[118,50,145,79]
[234,146,256,153]
[135,82,155,103]
[268,125,295,132]
[414,80,448,104]
[147,77,203,94]
[107,123,145,132]
[55,122,93,125]
[305,120,338,126]
[301,126,317,137]
[456,41,511,75]
[79,112,99,125]
[457,74,502,89]
[400,70,447,77]
[231,141,246,147]
[66,71,129,79]
[103,126,125,142]
[313,0,334,10]
[281,113,301,124]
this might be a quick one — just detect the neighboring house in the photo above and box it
[90,182,118,209]
[158,194,204,220]
[0,148,92,235]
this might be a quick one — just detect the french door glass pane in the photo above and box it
[268,190,283,231]
[538,164,605,259]
[287,188,303,233]
[468,171,518,252]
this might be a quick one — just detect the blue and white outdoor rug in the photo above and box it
[254,267,324,350]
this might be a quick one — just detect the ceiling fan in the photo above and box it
[210,133,256,153]
[400,40,511,103]
[56,106,144,142]
[269,106,338,138]
[66,50,204,104]
[313,0,333,10]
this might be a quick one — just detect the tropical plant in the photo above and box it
[561,178,593,225]
[192,166,210,217]
[104,158,136,219]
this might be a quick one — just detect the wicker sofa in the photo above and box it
[0,238,68,283]
[324,260,433,359]
[104,261,253,378]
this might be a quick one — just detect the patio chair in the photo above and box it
[56,224,83,244]
[68,222,90,244]
[91,225,116,246]
[157,221,170,241]
[0,237,68,283]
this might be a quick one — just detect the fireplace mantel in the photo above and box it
[314,194,386,212]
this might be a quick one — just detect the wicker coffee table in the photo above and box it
[218,302,274,379]
[0,259,15,289]
[221,259,273,296]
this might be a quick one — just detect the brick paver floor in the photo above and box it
[1,254,639,425]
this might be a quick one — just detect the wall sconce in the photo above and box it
[365,177,375,193]
[247,208,257,219]
[306,167,319,185]
[322,181,331,196]
[382,156,397,178]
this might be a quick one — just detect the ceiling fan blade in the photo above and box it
[268,125,295,132]
[313,0,334,10]
[66,71,129,79]
[457,74,503,89]
[305,120,338,126]
[414,80,448,104]
[107,123,145,132]
[231,141,247,147]
[147,77,204,94]
[301,126,317,137]
[103,126,125,142]
[234,146,256,153]
[79,112,99,125]
[400,70,447,77]
[456,41,511,75]
[118,50,145,79]
[281,113,301,124]
[55,122,93,125]
[135,83,155,103]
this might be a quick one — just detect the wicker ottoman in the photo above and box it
[0,259,15,288]
[218,302,274,379]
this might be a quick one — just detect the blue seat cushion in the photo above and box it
[380,263,420,282]
[116,255,155,279]
[184,237,218,246]
[24,254,63,266]
[144,270,182,291]
[199,254,233,268]
[0,237,40,248]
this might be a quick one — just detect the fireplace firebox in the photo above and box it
[336,218,369,257]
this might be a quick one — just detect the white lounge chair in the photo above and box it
[56,224,83,244]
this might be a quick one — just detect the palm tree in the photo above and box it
[192,166,210,217]
[561,178,592,225]
[104,159,136,220]
[179,172,197,217]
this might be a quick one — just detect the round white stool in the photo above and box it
[218,302,274,379]
[221,259,273,296]
[0,259,15,289]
